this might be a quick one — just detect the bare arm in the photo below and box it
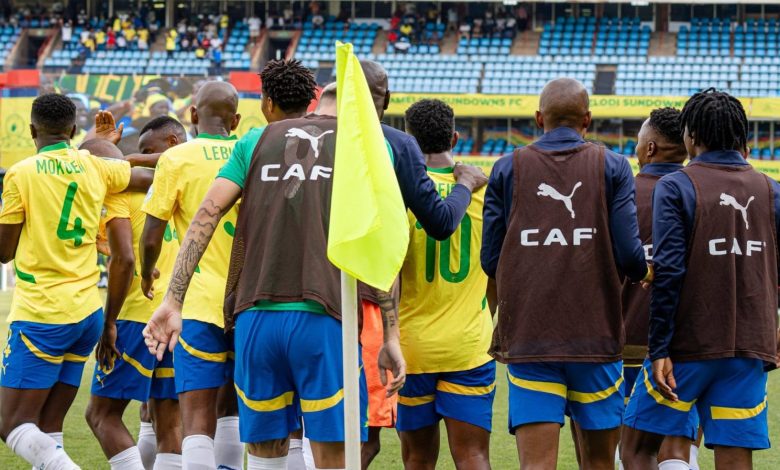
[140,215,168,298]
[125,168,155,193]
[375,280,406,397]
[126,153,162,168]
[0,223,22,263]
[143,178,242,359]
[104,218,135,322]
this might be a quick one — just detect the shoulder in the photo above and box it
[602,148,631,173]
[491,153,514,178]
[239,126,265,143]
[655,171,690,198]
[381,123,414,147]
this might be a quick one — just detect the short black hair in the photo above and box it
[648,107,684,146]
[31,93,76,133]
[405,99,455,154]
[139,115,186,137]
[680,88,748,151]
[260,59,317,113]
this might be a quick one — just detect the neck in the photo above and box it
[36,135,70,151]
[650,153,687,165]
[424,151,455,169]
[196,121,230,137]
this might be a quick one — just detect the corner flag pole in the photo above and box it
[341,271,361,469]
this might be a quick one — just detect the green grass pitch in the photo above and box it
[0,290,778,468]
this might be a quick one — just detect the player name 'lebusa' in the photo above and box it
[35,158,86,175]
[260,163,333,181]
[520,227,596,246]
[202,145,231,161]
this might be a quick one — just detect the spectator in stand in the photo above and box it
[138,26,149,50]
[77,9,87,26]
[400,22,413,40]
[219,13,229,34]
[83,31,96,53]
[211,47,222,73]
[459,21,471,39]
[496,12,507,37]
[312,12,324,30]
[80,26,90,44]
[166,30,176,58]
[472,17,484,38]
[516,4,528,32]
[112,16,121,33]
[195,45,206,59]
[249,15,261,42]
[427,5,439,24]
[116,33,127,50]
[484,11,496,38]
[107,28,116,49]
[124,25,136,46]
[95,28,106,50]
[447,7,458,31]
[61,19,72,43]
[210,35,222,51]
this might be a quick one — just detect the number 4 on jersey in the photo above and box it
[57,182,86,247]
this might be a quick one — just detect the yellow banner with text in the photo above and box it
[389,94,779,120]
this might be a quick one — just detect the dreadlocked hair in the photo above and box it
[260,59,317,113]
[680,88,748,151]
[648,107,684,146]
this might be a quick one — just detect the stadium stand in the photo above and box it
[0,25,21,67]
[382,54,480,94]
[539,16,649,56]
[677,18,731,57]
[483,56,596,95]
[457,37,512,56]
[297,20,378,59]
[615,57,737,96]
[44,19,250,75]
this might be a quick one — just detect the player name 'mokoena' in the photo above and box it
[36,158,86,175]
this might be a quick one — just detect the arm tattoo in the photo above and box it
[166,199,225,304]
[377,290,399,340]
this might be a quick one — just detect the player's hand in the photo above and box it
[141,268,160,300]
[143,298,182,361]
[641,263,654,290]
[651,357,678,402]
[95,110,124,145]
[95,321,121,371]
[377,338,406,398]
[453,163,488,192]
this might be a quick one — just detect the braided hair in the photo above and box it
[680,88,748,151]
[260,59,317,114]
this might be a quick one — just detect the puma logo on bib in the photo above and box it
[537,182,582,219]
[719,193,754,230]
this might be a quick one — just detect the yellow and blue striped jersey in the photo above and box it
[399,167,493,374]
[141,134,238,328]
[103,192,179,323]
[0,142,131,324]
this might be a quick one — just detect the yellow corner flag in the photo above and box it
[327,42,409,292]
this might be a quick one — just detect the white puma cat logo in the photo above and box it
[720,193,755,230]
[285,128,334,160]
[537,182,583,219]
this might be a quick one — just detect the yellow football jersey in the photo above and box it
[141,134,238,328]
[399,167,492,374]
[0,142,131,324]
[103,192,179,323]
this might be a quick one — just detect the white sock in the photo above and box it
[182,435,216,470]
[109,446,145,470]
[214,416,244,470]
[658,459,690,470]
[302,437,314,470]
[286,439,306,470]
[248,455,287,470]
[7,423,80,469]
[48,432,65,447]
[138,422,157,470]
[153,452,183,469]
[689,445,700,470]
